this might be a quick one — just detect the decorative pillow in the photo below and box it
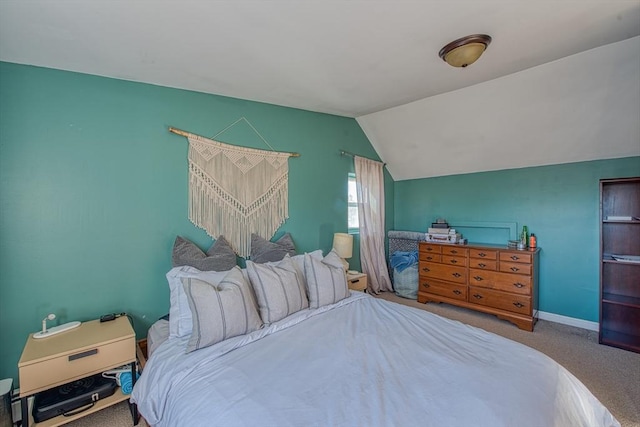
[182,267,263,352]
[291,249,323,288]
[172,235,236,271]
[250,233,296,263]
[166,266,230,338]
[304,250,350,309]
[246,255,309,324]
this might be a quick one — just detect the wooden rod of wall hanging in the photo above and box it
[168,126,300,157]
[340,149,386,166]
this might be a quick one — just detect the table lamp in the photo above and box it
[332,233,353,272]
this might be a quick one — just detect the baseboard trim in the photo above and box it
[538,311,599,332]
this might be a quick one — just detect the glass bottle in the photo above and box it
[521,225,528,247]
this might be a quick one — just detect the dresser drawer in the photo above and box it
[419,263,466,284]
[500,251,532,264]
[468,269,531,295]
[441,255,467,267]
[419,252,442,263]
[19,336,135,395]
[419,278,466,301]
[469,248,497,260]
[500,261,532,276]
[441,246,467,257]
[420,243,442,254]
[468,287,531,315]
[469,259,497,270]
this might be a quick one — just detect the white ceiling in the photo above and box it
[1,1,639,179]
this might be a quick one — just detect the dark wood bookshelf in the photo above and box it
[599,177,640,353]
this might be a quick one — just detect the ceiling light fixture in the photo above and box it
[439,34,492,68]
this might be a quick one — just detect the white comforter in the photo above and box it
[131,292,619,427]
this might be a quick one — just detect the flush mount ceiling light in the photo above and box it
[439,34,492,68]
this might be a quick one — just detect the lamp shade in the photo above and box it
[332,233,353,259]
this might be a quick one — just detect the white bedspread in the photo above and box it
[131,292,619,427]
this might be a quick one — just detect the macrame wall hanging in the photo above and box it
[169,118,299,257]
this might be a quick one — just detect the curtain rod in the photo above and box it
[168,126,301,157]
[340,150,386,166]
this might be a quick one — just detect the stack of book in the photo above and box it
[425,221,464,244]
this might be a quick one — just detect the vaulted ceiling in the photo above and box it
[1,1,639,179]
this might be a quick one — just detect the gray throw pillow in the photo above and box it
[250,233,296,263]
[172,236,236,271]
[182,266,263,352]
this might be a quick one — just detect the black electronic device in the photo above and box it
[100,313,116,322]
[32,374,117,422]
[100,312,126,322]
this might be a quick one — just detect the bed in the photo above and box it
[131,276,619,427]
[131,237,618,427]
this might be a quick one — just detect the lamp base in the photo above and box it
[340,258,349,273]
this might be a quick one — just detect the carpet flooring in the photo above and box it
[63,293,640,427]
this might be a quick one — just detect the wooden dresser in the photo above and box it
[418,242,540,331]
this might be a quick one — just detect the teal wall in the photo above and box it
[0,62,390,383]
[394,157,640,322]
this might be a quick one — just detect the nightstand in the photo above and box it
[347,272,368,292]
[18,316,139,426]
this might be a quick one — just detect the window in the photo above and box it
[348,173,359,231]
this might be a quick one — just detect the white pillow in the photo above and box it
[182,266,263,352]
[304,250,350,309]
[291,249,323,287]
[166,266,230,338]
[246,255,309,324]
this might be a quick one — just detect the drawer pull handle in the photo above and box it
[450,259,458,264]
[453,290,462,295]
[510,267,519,272]
[69,348,98,361]
[513,302,525,308]
[510,255,519,260]
[473,294,483,299]
[451,250,458,254]
[422,267,430,272]
[452,273,461,278]
[422,283,430,288]
[478,263,486,268]
[473,276,483,281]
[478,253,486,257]
[426,256,433,260]
[426,248,433,252]
[350,279,360,283]
[514,283,524,288]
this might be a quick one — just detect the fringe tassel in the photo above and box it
[187,160,290,258]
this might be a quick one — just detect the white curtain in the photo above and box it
[355,156,392,294]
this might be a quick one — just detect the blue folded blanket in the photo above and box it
[390,251,418,272]
[119,371,141,395]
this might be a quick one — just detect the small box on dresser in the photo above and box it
[418,242,539,331]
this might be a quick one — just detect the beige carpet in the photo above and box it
[64,293,640,427]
